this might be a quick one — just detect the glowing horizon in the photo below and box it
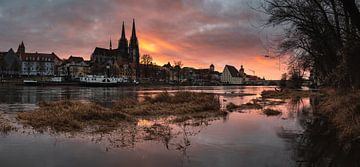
[0,0,287,79]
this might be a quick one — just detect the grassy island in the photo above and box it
[17,92,225,133]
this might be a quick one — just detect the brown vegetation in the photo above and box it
[261,89,317,99]
[319,90,360,141]
[116,92,221,116]
[18,101,133,132]
[17,92,223,133]
[226,102,263,112]
[263,108,282,116]
[0,114,17,134]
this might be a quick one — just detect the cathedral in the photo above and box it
[91,19,140,79]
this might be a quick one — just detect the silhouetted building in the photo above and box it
[0,48,21,76]
[91,19,140,79]
[58,56,90,78]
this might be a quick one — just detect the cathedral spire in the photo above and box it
[131,19,137,39]
[129,19,140,79]
[121,21,126,40]
[109,37,112,50]
[118,21,129,53]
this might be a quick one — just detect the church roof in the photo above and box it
[225,65,239,77]
[92,47,118,56]
[67,56,84,63]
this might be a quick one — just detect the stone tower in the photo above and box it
[129,19,140,78]
[118,22,129,56]
[17,41,25,55]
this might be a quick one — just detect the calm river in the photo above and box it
[0,85,311,167]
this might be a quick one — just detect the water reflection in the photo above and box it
[1,85,312,167]
[277,96,360,167]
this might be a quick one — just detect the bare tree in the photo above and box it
[141,54,153,78]
[265,0,360,89]
[141,54,153,65]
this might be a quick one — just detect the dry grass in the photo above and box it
[18,101,133,132]
[320,90,360,141]
[0,114,17,134]
[261,89,318,99]
[226,102,263,112]
[263,108,282,116]
[116,92,221,116]
[17,92,223,133]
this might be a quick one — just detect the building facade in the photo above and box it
[221,65,245,85]
[0,42,61,77]
[58,56,90,78]
[17,42,61,76]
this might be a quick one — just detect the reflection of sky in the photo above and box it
[0,85,310,166]
[0,0,287,79]
[0,85,274,112]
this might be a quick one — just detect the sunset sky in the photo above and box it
[0,0,288,79]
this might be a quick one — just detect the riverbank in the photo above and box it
[262,88,360,166]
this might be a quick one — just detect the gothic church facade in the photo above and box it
[90,20,140,79]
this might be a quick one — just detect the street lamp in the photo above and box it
[106,65,110,77]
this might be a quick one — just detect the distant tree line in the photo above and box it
[265,0,360,89]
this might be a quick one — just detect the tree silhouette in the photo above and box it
[265,0,360,89]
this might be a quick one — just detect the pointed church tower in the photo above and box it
[17,41,25,55]
[129,19,140,78]
[109,37,112,50]
[118,22,129,55]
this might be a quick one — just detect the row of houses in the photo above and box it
[138,63,221,85]
[0,41,95,79]
[1,42,263,85]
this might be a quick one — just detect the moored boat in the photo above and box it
[80,75,121,87]
[23,80,38,86]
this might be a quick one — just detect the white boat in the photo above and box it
[50,77,64,83]
[23,80,38,86]
[80,75,123,87]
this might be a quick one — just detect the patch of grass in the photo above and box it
[18,101,133,132]
[119,92,221,116]
[263,108,282,116]
[319,90,360,141]
[17,92,223,133]
[0,114,17,134]
[261,89,318,99]
[0,122,16,134]
[226,102,263,112]
[252,98,286,106]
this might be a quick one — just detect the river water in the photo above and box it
[0,85,310,167]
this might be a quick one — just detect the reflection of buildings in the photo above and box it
[90,20,140,79]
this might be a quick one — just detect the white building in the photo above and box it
[16,42,61,76]
[20,52,61,76]
[221,65,245,85]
